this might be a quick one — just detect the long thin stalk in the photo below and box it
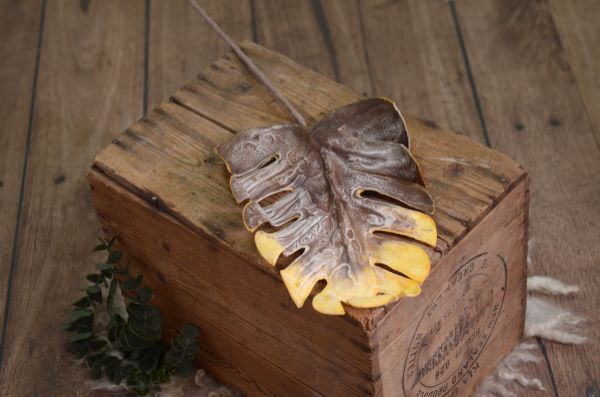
[187,0,307,128]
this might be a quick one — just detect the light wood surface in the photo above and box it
[0,0,598,396]
[148,0,253,109]
[0,1,145,396]
[549,0,600,146]
[455,1,600,395]
[0,0,43,341]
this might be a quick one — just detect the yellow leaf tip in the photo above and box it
[312,291,345,315]
[254,231,283,266]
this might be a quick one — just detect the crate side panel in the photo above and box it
[376,177,528,397]
[89,170,375,397]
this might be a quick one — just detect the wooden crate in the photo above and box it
[88,42,528,397]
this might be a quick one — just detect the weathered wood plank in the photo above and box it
[358,0,485,142]
[455,0,600,394]
[252,0,371,96]
[148,0,253,109]
[360,0,554,392]
[0,1,145,395]
[359,0,560,391]
[377,178,528,397]
[357,2,553,393]
[549,0,600,145]
[0,0,43,345]
[160,309,320,397]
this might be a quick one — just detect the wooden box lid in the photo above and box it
[92,41,526,326]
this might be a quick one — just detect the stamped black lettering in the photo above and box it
[402,253,507,397]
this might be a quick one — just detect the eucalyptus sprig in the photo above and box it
[64,237,200,395]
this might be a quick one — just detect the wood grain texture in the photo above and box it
[2,0,594,394]
[549,0,600,146]
[148,0,253,109]
[455,0,600,394]
[0,0,43,342]
[95,42,525,319]
[92,41,527,396]
[354,1,553,391]
[252,0,371,96]
[0,1,145,395]
[177,42,525,251]
[358,0,485,142]
[90,170,373,396]
[376,178,528,397]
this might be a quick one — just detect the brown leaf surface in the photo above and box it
[217,98,436,315]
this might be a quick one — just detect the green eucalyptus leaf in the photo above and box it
[132,385,150,396]
[107,278,117,312]
[127,304,162,341]
[68,308,93,322]
[121,364,137,385]
[122,274,143,292]
[91,359,103,380]
[137,287,153,304]
[120,327,155,351]
[107,251,123,264]
[101,355,121,368]
[66,237,201,394]
[69,339,90,358]
[107,236,117,249]
[180,325,199,339]
[96,262,112,271]
[101,268,113,279]
[76,345,90,359]
[73,296,91,308]
[174,361,195,378]
[89,339,107,350]
[85,285,102,304]
[108,314,125,343]
[114,262,130,275]
[127,303,160,320]
[164,324,199,377]
[128,321,161,343]
[151,367,172,384]
[86,352,105,368]
[67,314,94,332]
[84,285,101,294]
[93,243,108,252]
[128,349,142,362]
[62,323,76,332]
[70,331,94,343]
[105,361,122,384]
[109,313,125,329]
[139,342,167,372]
[86,274,105,284]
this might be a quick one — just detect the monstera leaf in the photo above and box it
[216,98,437,315]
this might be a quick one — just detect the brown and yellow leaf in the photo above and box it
[216,98,437,315]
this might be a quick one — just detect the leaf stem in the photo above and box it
[186,0,307,128]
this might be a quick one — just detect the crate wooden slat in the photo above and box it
[89,41,528,396]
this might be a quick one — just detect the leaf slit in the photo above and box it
[359,189,422,213]
[274,248,305,271]
[257,188,292,207]
[372,229,434,250]
[374,263,410,280]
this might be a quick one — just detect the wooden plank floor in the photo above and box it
[0,0,597,395]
